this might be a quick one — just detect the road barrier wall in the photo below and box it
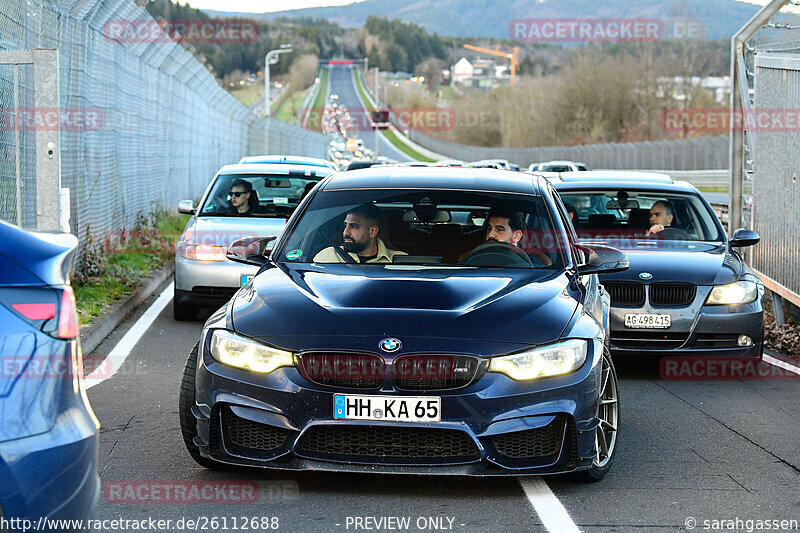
[407,130,729,171]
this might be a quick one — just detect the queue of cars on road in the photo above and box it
[171,152,762,482]
[0,150,761,527]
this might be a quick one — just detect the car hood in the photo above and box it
[191,216,287,247]
[231,265,579,354]
[598,242,741,285]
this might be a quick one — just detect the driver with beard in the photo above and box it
[314,203,407,263]
[460,208,553,266]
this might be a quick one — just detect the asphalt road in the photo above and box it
[84,281,800,533]
[327,64,413,163]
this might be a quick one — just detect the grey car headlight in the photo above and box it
[209,330,294,374]
[705,281,758,305]
[489,339,588,381]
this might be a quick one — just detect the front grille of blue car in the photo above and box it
[392,354,482,391]
[298,352,385,389]
[296,425,480,463]
[297,352,484,391]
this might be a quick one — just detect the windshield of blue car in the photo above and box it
[275,189,567,270]
[198,174,320,217]
[559,190,724,243]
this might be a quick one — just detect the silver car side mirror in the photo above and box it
[178,200,195,215]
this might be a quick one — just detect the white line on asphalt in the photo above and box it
[763,353,800,376]
[519,477,581,533]
[84,282,174,389]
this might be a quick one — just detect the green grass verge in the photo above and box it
[274,86,311,123]
[230,82,264,107]
[303,68,329,132]
[351,69,436,163]
[697,186,729,193]
[382,128,436,162]
[74,213,190,325]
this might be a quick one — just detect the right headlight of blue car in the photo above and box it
[489,339,588,381]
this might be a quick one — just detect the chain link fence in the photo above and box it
[742,1,800,306]
[0,0,252,246]
[407,130,729,170]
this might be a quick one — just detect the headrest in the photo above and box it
[402,209,451,223]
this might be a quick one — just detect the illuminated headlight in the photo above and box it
[705,281,758,305]
[209,330,294,374]
[489,339,588,381]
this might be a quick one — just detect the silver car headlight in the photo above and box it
[489,339,588,381]
[705,281,758,305]
[209,330,294,374]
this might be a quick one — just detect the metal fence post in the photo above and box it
[33,48,61,231]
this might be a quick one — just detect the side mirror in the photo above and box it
[226,236,277,266]
[178,200,195,215]
[576,244,629,275]
[729,228,759,248]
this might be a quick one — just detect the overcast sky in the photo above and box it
[185,0,368,13]
[184,0,771,14]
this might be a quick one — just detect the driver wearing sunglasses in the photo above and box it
[228,179,257,215]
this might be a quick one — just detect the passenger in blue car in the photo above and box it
[314,203,407,263]
[461,208,552,266]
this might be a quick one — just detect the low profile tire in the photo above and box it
[578,349,619,482]
[173,295,197,321]
[179,341,221,469]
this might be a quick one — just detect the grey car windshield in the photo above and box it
[276,189,567,269]
[199,174,320,217]
[559,190,724,243]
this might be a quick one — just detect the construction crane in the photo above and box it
[462,44,520,85]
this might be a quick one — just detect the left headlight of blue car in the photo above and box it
[0,220,100,528]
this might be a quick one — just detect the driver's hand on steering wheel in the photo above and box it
[645,224,665,237]
[529,249,553,267]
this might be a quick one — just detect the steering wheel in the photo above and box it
[460,241,534,267]
[647,227,691,240]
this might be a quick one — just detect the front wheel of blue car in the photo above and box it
[580,350,619,482]
[179,342,223,469]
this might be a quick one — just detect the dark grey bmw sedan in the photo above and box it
[552,171,763,357]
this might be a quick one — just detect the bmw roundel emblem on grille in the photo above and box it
[639,272,653,280]
[379,337,402,352]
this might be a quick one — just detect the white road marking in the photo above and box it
[519,477,581,533]
[763,353,800,376]
[84,282,174,389]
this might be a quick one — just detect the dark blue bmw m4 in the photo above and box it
[179,168,628,480]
